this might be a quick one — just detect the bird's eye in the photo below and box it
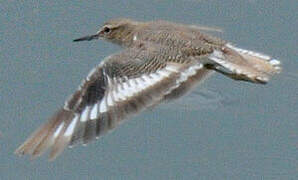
[103,27,111,34]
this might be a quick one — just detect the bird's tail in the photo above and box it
[207,43,281,84]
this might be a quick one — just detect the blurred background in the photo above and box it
[1,0,297,179]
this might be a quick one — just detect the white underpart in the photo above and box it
[64,115,79,137]
[133,35,138,41]
[53,122,65,138]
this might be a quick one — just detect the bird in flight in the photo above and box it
[15,18,281,161]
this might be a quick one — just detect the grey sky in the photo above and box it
[1,0,297,179]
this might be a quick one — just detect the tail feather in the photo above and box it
[226,44,281,73]
[207,43,281,84]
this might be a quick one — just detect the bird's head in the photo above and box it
[73,18,138,45]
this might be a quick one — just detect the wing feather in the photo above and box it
[15,45,211,160]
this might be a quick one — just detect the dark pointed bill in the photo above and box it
[73,34,99,42]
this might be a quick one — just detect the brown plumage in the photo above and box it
[74,18,281,83]
[16,18,281,160]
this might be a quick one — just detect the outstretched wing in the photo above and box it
[15,47,206,160]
